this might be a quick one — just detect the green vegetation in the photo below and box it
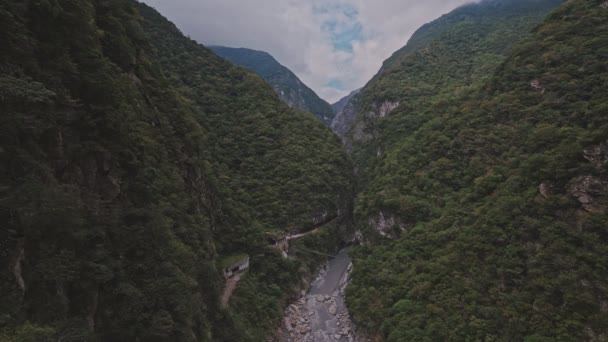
[220,254,249,269]
[137,6,352,234]
[210,46,335,124]
[0,0,352,341]
[347,0,565,189]
[4,0,606,340]
[345,0,608,340]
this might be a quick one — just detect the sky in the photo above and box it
[140,0,475,103]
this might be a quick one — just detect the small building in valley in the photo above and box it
[221,254,250,278]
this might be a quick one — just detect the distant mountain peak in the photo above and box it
[331,88,360,115]
[210,46,335,124]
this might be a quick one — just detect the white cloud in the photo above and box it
[140,0,474,103]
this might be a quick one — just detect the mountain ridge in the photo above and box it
[210,45,335,124]
[331,88,360,116]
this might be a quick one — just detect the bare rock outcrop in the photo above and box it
[568,175,608,213]
[331,98,399,148]
[583,141,608,167]
[368,211,408,239]
[530,79,546,94]
[369,100,399,119]
[539,181,556,199]
[331,96,360,147]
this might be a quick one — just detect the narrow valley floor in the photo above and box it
[277,249,364,342]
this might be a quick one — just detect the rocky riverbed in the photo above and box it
[276,249,366,342]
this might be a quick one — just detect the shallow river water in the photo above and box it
[277,249,364,342]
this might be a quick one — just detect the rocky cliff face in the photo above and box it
[367,211,409,240]
[331,94,360,147]
[331,89,360,116]
[565,141,608,214]
[332,97,401,148]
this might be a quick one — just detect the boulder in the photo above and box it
[328,303,337,315]
[284,318,293,331]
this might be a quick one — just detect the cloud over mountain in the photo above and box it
[141,0,475,102]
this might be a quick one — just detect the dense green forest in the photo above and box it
[345,0,608,340]
[3,0,608,340]
[210,46,336,125]
[0,0,351,341]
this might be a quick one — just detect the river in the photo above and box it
[277,249,363,342]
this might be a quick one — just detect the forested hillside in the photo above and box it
[3,0,607,340]
[346,0,608,340]
[210,46,335,125]
[136,3,352,240]
[0,0,351,341]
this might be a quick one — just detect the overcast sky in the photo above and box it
[140,0,475,103]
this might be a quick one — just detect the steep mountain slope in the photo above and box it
[210,46,335,124]
[335,0,564,148]
[0,0,351,341]
[332,88,360,115]
[139,7,352,235]
[346,0,608,340]
[344,0,564,232]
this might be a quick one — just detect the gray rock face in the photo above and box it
[539,181,556,199]
[351,120,372,145]
[368,211,408,239]
[583,141,608,167]
[332,89,360,115]
[369,100,399,119]
[568,175,608,213]
[331,95,360,148]
[331,98,400,149]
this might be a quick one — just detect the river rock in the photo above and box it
[284,318,292,331]
[329,302,337,315]
[316,295,325,302]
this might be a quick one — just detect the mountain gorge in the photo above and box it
[210,46,335,125]
[2,0,608,341]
